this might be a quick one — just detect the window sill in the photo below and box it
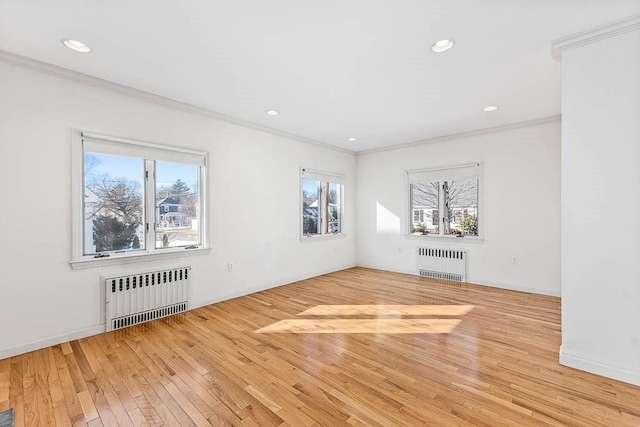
[70,247,211,270]
[300,233,347,243]
[404,234,484,244]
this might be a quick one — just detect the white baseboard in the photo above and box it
[0,324,105,360]
[355,263,409,276]
[193,263,357,309]
[559,345,640,386]
[466,277,560,297]
[355,263,560,297]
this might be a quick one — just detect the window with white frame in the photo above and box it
[407,163,480,237]
[73,131,208,263]
[301,169,344,237]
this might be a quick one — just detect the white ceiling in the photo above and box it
[1,1,639,152]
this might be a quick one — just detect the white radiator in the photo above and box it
[417,248,467,282]
[105,266,191,332]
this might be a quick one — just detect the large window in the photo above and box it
[301,169,344,238]
[408,163,480,238]
[73,131,208,265]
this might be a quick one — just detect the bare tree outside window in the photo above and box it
[302,179,320,235]
[409,171,479,237]
[411,182,439,234]
[444,178,478,235]
[83,153,144,253]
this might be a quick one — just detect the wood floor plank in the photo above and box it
[51,398,72,427]
[132,394,164,426]
[22,353,40,427]
[163,382,211,426]
[51,345,84,425]
[32,349,56,426]
[0,358,9,405]
[2,267,640,426]
[125,407,150,427]
[77,390,99,422]
[152,402,183,427]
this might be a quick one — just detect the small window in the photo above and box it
[74,131,208,264]
[301,169,344,238]
[407,163,480,238]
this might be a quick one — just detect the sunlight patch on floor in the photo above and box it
[255,318,462,334]
[298,304,475,316]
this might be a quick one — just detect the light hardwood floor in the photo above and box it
[1,267,639,426]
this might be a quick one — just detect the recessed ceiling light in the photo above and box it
[61,39,91,53]
[347,137,357,142]
[431,39,454,53]
[483,105,499,112]
[265,109,280,116]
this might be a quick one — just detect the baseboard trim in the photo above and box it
[559,345,640,386]
[355,263,560,297]
[193,263,357,309]
[0,324,105,360]
[466,277,560,297]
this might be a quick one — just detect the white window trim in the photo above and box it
[404,234,484,244]
[300,167,346,241]
[300,233,348,243]
[404,162,484,242]
[70,128,210,269]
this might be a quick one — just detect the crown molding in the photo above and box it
[0,49,561,156]
[552,13,640,61]
[0,49,355,156]
[357,115,561,156]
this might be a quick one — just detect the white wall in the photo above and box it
[356,121,561,296]
[560,29,640,385]
[0,61,356,358]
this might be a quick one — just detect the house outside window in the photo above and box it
[301,168,344,238]
[72,130,208,265]
[407,163,480,238]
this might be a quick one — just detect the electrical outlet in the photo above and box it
[228,262,234,271]
[511,257,518,265]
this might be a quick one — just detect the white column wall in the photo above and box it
[559,28,640,385]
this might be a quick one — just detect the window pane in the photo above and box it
[302,179,321,235]
[83,152,144,254]
[328,182,341,233]
[410,182,439,234]
[155,162,200,248]
[444,178,478,236]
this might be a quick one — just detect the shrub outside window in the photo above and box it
[408,163,480,238]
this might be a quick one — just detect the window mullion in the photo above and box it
[319,182,324,235]
[144,160,156,253]
[321,181,329,235]
[439,181,446,236]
